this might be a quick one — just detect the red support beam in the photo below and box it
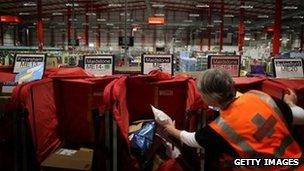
[208,3,212,51]
[67,6,72,44]
[272,0,282,56]
[85,5,89,46]
[219,0,224,52]
[301,24,303,52]
[0,25,3,46]
[238,0,245,54]
[37,0,44,51]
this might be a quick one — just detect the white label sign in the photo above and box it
[274,58,304,78]
[84,55,114,76]
[13,54,46,73]
[142,54,173,75]
[208,55,241,77]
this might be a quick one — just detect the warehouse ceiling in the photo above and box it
[0,0,304,35]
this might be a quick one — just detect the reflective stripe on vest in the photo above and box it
[209,92,301,158]
[214,116,256,155]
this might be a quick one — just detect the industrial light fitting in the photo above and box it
[196,4,209,8]
[257,15,269,18]
[240,5,253,9]
[23,2,36,6]
[189,14,200,17]
[283,6,298,10]
[86,12,96,16]
[52,12,63,16]
[224,14,234,18]
[152,4,165,8]
[19,12,31,15]
[155,13,165,17]
[65,3,79,7]
[97,18,106,22]
[184,19,193,23]
[108,3,122,7]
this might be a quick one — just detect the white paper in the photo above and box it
[56,148,77,156]
[151,105,172,125]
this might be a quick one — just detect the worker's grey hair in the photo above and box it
[197,69,236,109]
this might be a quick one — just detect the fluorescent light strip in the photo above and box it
[257,15,269,18]
[196,4,209,8]
[65,3,79,7]
[52,12,63,16]
[23,2,36,6]
[19,12,31,15]
[152,4,165,8]
[283,6,298,10]
[189,14,200,17]
[240,5,253,9]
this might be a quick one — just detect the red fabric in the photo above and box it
[233,77,266,86]
[0,66,14,73]
[261,79,304,108]
[45,67,93,79]
[157,159,184,171]
[104,71,205,169]
[54,77,116,145]
[11,79,61,163]
[0,72,15,82]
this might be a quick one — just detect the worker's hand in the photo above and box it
[283,88,297,107]
[163,121,181,139]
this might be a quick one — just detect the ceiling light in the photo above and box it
[155,13,165,17]
[65,3,79,7]
[52,12,63,16]
[244,37,251,41]
[86,12,96,16]
[213,20,222,23]
[42,18,50,21]
[108,4,122,7]
[283,6,298,10]
[19,12,30,15]
[120,13,130,16]
[244,20,251,24]
[91,26,98,29]
[257,15,269,18]
[68,18,77,21]
[240,5,253,9]
[57,22,65,25]
[184,20,193,23]
[23,2,36,6]
[293,16,304,19]
[152,4,165,8]
[106,23,114,26]
[82,23,89,26]
[207,24,214,28]
[97,18,106,22]
[224,14,234,18]
[189,14,200,17]
[196,4,209,8]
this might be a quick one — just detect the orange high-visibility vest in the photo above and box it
[209,91,302,158]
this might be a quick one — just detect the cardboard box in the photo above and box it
[41,148,93,171]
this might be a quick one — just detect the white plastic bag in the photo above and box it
[151,105,173,125]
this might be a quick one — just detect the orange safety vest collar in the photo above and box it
[209,91,302,158]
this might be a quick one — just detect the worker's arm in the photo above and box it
[164,121,202,148]
[284,89,304,125]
